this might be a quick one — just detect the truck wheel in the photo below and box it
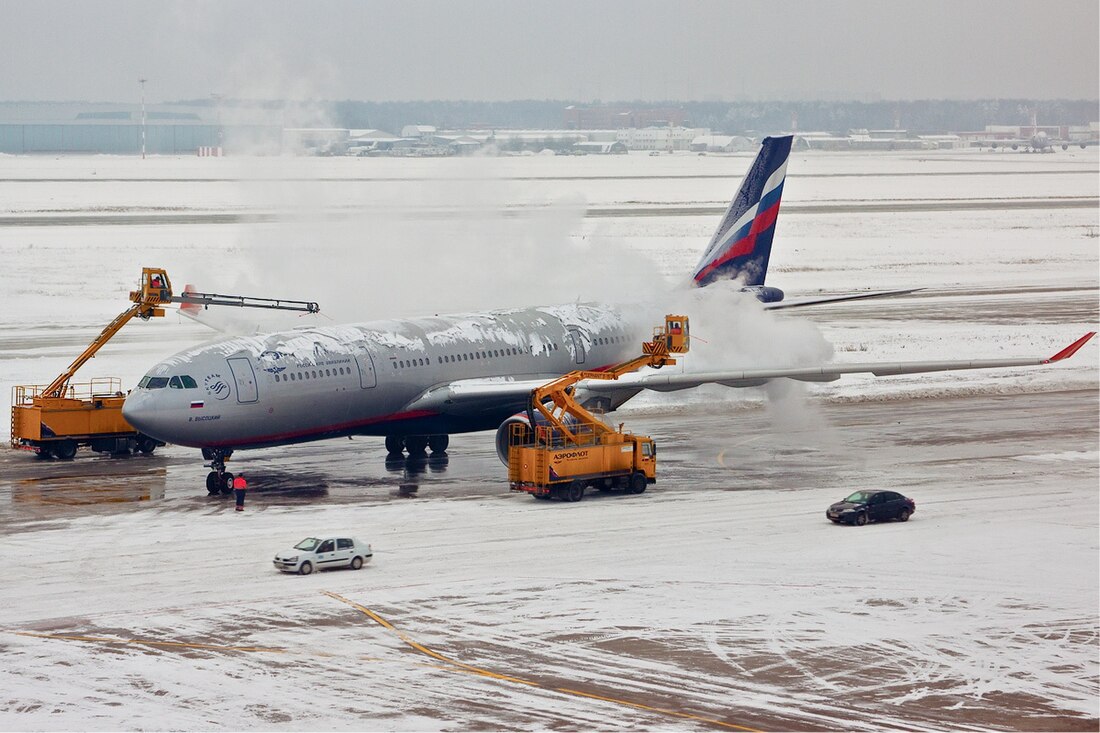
[54,440,78,460]
[350,556,363,570]
[35,445,54,460]
[566,480,585,502]
[135,436,157,454]
[298,561,313,576]
[628,472,647,495]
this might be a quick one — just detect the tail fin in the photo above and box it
[692,135,793,288]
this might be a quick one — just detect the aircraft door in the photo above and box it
[567,327,586,365]
[354,351,377,389]
[226,357,258,403]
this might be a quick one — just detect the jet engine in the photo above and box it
[494,411,610,465]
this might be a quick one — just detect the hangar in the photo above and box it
[0,102,280,155]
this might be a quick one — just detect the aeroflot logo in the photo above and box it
[258,350,287,374]
[555,450,589,460]
[204,374,230,400]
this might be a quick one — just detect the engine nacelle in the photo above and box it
[740,284,785,303]
[495,415,533,466]
[495,411,604,465]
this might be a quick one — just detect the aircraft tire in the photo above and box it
[428,434,449,453]
[206,472,220,495]
[384,435,404,454]
[405,435,428,454]
[221,472,234,495]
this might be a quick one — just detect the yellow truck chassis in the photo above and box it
[507,315,687,502]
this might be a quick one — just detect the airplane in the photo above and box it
[979,130,1091,153]
[120,137,1096,494]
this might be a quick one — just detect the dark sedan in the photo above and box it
[826,490,915,526]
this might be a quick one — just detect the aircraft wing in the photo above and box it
[582,332,1096,393]
[402,377,552,417]
[763,287,923,310]
[402,333,1095,414]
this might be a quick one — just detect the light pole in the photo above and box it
[138,78,147,159]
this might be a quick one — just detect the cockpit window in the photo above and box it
[169,376,183,389]
[139,376,170,389]
[181,375,197,389]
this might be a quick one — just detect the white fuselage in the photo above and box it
[122,303,644,449]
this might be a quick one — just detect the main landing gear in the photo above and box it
[385,434,448,456]
[201,447,235,496]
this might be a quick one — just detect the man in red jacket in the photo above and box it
[233,474,247,511]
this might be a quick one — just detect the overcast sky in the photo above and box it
[2,0,1097,103]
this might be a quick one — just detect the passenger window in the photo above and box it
[318,540,334,553]
[337,538,352,549]
[312,371,318,379]
[274,374,280,382]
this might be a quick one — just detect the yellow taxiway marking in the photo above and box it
[322,590,761,732]
[717,434,765,468]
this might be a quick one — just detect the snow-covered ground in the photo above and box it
[0,149,1097,730]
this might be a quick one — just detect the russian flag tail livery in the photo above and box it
[692,135,793,290]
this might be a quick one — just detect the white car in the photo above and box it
[273,536,372,575]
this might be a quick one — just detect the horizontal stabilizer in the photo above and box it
[763,287,924,310]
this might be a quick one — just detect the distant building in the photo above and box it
[563,105,691,130]
[616,126,709,151]
[0,101,281,154]
[690,135,754,153]
[400,125,437,139]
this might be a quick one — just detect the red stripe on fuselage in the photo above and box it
[694,199,781,282]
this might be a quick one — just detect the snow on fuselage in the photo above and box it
[122,303,642,449]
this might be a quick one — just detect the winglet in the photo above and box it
[179,284,201,315]
[1042,332,1096,363]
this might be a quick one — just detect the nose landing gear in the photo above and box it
[202,447,235,495]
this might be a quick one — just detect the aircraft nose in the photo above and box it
[122,389,171,442]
